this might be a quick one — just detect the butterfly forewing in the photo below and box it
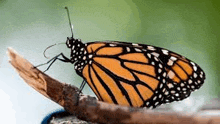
[81,41,169,108]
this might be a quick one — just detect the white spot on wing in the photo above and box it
[134,48,142,52]
[88,54,93,58]
[188,79,192,84]
[109,44,116,47]
[132,43,139,46]
[126,47,130,52]
[153,96,157,101]
[163,72,166,77]
[193,65,197,71]
[200,74,203,78]
[89,60,92,64]
[151,52,160,57]
[72,45,75,50]
[168,70,175,79]
[146,102,149,106]
[191,62,195,66]
[167,83,174,88]
[147,53,151,58]
[171,90,176,94]
[170,56,177,61]
[180,83,185,87]
[147,46,155,50]
[167,59,174,66]
[200,71,203,75]
[177,87,180,90]
[151,61,155,65]
[158,68,162,73]
[193,73,197,78]
[162,49,169,55]
[142,49,147,52]
[162,88,166,93]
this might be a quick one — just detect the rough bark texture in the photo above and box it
[7,47,220,124]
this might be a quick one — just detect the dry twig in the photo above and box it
[7,47,219,124]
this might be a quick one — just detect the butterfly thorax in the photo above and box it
[66,37,88,75]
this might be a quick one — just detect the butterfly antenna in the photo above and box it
[43,42,65,59]
[65,7,74,38]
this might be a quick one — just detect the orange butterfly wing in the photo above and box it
[79,41,205,108]
[81,42,165,107]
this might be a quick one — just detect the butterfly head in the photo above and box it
[66,37,75,48]
[66,37,84,48]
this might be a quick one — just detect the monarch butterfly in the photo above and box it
[39,7,205,109]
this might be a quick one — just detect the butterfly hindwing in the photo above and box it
[132,43,206,103]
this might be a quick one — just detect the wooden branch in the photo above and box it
[7,47,219,124]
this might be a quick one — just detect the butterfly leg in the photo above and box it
[35,53,71,72]
[79,80,86,94]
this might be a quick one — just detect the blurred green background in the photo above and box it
[1,0,219,123]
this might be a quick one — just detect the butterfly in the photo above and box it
[38,7,205,108]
